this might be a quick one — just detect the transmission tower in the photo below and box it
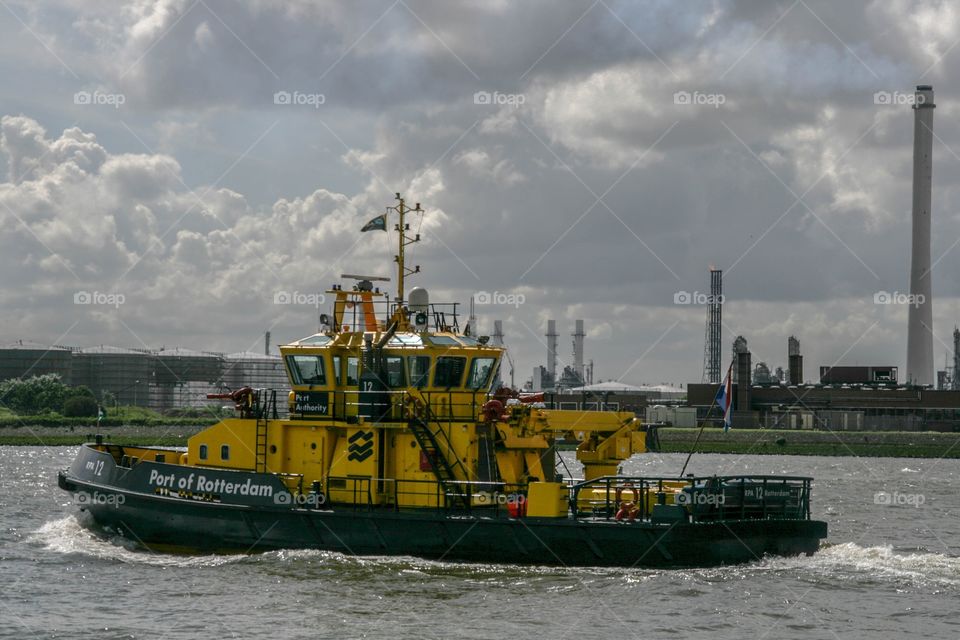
[701,268,722,383]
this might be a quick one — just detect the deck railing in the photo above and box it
[570,475,812,523]
[323,475,526,514]
[313,473,812,524]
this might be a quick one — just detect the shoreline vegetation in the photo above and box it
[1,423,958,458]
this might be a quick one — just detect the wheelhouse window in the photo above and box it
[333,355,341,385]
[287,355,327,386]
[384,356,405,388]
[434,356,466,388]
[345,356,359,386]
[467,357,497,390]
[220,445,230,460]
[408,356,431,388]
[199,444,208,460]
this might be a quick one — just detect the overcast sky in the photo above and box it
[2,0,960,386]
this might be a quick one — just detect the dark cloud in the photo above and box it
[2,0,960,384]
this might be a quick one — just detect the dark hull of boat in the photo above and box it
[58,446,826,568]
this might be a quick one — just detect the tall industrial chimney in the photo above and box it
[492,320,504,346]
[572,319,585,382]
[546,320,558,382]
[468,295,477,337]
[265,331,271,356]
[953,326,960,391]
[788,335,803,385]
[702,268,723,384]
[907,85,935,386]
[734,336,751,414]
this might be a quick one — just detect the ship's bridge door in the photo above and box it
[286,354,331,418]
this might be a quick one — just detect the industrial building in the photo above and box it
[221,351,289,411]
[0,340,73,383]
[541,381,686,420]
[528,318,593,392]
[819,366,897,385]
[153,348,225,410]
[72,346,153,408]
[0,338,292,414]
[684,85,960,433]
[688,336,960,432]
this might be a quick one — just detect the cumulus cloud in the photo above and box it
[3,0,960,383]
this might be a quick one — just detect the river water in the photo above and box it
[2,446,958,639]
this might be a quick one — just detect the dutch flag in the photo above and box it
[715,363,733,432]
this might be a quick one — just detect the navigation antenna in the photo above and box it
[390,193,421,303]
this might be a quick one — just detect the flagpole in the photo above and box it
[679,360,733,477]
[679,395,719,477]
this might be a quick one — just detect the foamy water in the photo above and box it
[30,515,250,568]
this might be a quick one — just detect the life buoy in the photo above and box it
[404,393,425,418]
[615,484,640,505]
[614,484,641,521]
[481,399,504,422]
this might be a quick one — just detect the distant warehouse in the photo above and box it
[0,341,292,414]
[819,366,897,385]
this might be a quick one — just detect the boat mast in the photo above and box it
[392,193,421,303]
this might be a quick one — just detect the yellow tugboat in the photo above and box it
[59,194,826,566]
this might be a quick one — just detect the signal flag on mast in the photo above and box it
[361,214,387,232]
[715,362,733,432]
